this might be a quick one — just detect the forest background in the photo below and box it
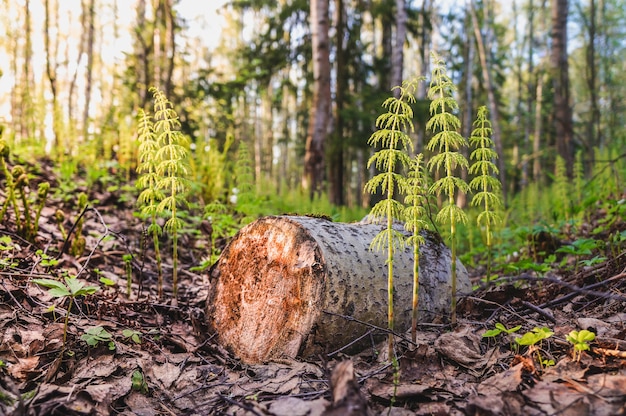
[1,0,625,257]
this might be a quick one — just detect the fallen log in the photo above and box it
[207,215,470,364]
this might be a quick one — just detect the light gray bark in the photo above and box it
[207,215,471,364]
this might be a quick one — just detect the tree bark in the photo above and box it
[391,0,407,95]
[329,0,345,206]
[551,0,574,176]
[82,0,95,143]
[44,0,61,154]
[207,215,471,364]
[303,0,331,200]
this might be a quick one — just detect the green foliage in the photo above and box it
[136,106,165,298]
[36,249,59,269]
[32,275,99,347]
[553,155,570,220]
[482,322,522,338]
[426,53,470,325]
[556,238,603,273]
[122,329,142,344]
[365,78,421,358]
[233,141,258,223]
[469,106,502,282]
[566,329,595,362]
[200,201,240,269]
[482,322,522,350]
[516,326,555,368]
[0,143,50,242]
[81,326,115,350]
[136,87,191,300]
[131,369,149,394]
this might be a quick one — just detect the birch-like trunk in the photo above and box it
[207,216,471,364]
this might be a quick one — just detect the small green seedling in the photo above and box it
[99,277,116,287]
[36,249,59,268]
[131,369,149,394]
[483,322,522,338]
[483,322,522,351]
[122,329,142,344]
[32,275,99,347]
[566,329,596,362]
[515,327,554,369]
[556,238,601,273]
[81,326,115,350]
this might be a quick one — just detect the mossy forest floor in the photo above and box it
[1,160,625,416]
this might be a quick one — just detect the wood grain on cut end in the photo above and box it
[208,217,325,363]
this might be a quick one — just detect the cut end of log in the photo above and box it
[207,215,470,364]
[207,217,326,363]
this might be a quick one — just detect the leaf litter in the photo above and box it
[0,161,625,415]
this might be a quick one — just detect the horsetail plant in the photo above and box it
[468,106,502,282]
[137,108,165,298]
[137,87,191,301]
[152,87,191,301]
[403,153,430,343]
[426,53,470,325]
[365,78,420,359]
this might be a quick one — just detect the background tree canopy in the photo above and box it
[1,0,625,211]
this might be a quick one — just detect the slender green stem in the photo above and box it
[63,297,74,348]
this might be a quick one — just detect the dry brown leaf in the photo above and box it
[434,325,488,369]
[7,356,40,380]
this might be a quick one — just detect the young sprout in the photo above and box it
[566,329,595,362]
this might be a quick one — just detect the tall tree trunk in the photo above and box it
[163,0,176,96]
[523,0,536,189]
[68,0,87,142]
[458,9,474,209]
[469,0,507,202]
[551,0,574,176]
[585,0,599,170]
[329,0,345,206]
[533,73,545,181]
[391,0,407,94]
[17,0,36,141]
[303,0,331,200]
[44,0,61,155]
[82,0,96,142]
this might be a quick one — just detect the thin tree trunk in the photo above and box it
[458,8,474,209]
[303,0,331,200]
[586,0,599,170]
[523,0,535,189]
[82,0,95,142]
[533,74,545,181]
[329,0,345,206]
[469,0,507,202]
[68,0,87,142]
[164,0,176,96]
[391,0,407,94]
[208,215,470,364]
[551,0,574,176]
[44,0,61,154]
